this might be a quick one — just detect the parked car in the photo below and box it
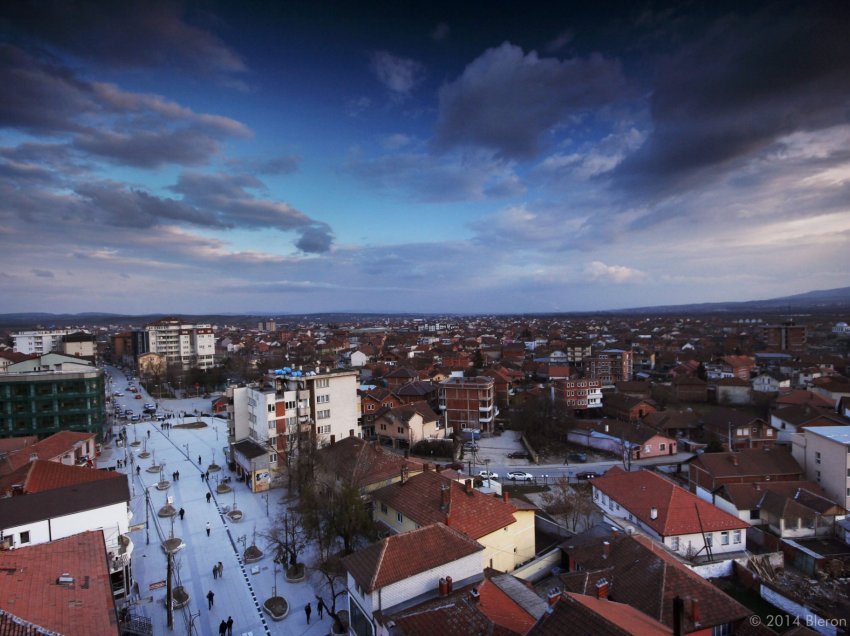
[478,470,499,480]
[575,471,600,480]
[130,415,141,421]
[135,394,142,399]
[507,451,530,459]
[568,452,588,463]
[507,471,534,482]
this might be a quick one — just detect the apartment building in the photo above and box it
[791,426,850,509]
[438,371,496,434]
[141,317,215,370]
[763,322,807,353]
[583,349,633,384]
[13,329,76,355]
[552,378,603,411]
[227,367,359,491]
[0,359,105,439]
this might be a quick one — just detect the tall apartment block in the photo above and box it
[763,321,807,353]
[141,318,215,370]
[584,349,634,385]
[13,329,76,355]
[438,371,497,434]
[226,367,359,491]
[552,378,603,410]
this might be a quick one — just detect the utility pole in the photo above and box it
[145,488,150,545]
[166,550,173,630]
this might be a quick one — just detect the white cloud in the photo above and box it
[586,261,647,283]
[370,51,425,98]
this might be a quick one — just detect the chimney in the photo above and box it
[602,541,610,559]
[446,576,453,594]
[595,578,609,599]
[673,596,685,636]
[567,553,576,572]
[440,485,449,510]
[690,598,701,624]
[435,464,443,473]
[469,587,480,602]
[400,465,409,485]
[439,578,448,596]
[464,479,472,493]
[423,463,430,471]
[503,491,510,503]
[547,587,561,606]
[650,507,658,520]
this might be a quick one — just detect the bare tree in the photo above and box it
[541,477,598,532]
[260,507,308,575]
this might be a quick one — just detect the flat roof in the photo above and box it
[803,425,850,445]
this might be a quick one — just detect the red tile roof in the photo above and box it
[529,593,672,636]
[371,470,519,539]
[593,467,748,535]
[22,459,124,493]
[0,531,118,635]
[0,431,95,476]
[341,523,482,593]
[690,448,803,480]
[316,437,423,489]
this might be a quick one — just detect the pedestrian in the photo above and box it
[136,466,140,476]
[201,472,205,482]
[213,564,218,579]
[226,616,233,636]
[206,590,214,609]
[219,620,227,636]
[305,602,311,624]
[206,521,211,537]
[147,430,150,439]
[205,471,209,481]
[206,492,212,503]
[317,597,325,619]
[172,471,176,481]
[175,470,179,481]
[217,561,223,577]
[198,455,202,465]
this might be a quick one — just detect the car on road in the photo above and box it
[568,452,588,463]
[478,470,499,480]
[135,394,142,399]
[443,462,464,471]
[575,471,600,480]
[507,451,530,459]
[156,414,165,421]
[113,391,124,397]
[130,415,140,421]
[507,471,534,482]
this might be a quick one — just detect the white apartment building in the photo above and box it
[791,426,850,509]
[13,329,76,355]
[227,367,360,491]
[144,318,215,369]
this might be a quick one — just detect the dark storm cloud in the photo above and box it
[613,1,850,198]
[0,0,245,74]
[433,42,627,159]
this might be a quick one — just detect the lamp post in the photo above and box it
[484,458,491,488]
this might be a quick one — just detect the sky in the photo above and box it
[1,1,850,315]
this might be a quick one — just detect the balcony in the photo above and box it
[107,533,133,572]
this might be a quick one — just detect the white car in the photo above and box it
[478,470,499,480]
[507,471,534,482]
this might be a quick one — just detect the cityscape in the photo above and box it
[3,2,850,636]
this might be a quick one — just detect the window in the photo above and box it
[644,445,651,453]
[317,410,330,420]
[816,451,822,464]
[720,531,729,545]
[705,533,713,547]
[733,530,742,544]
[396,512,403,523]
[316,394,330,404]
[670,536,679,550]
[315,378,329,388]
[750,509,760,520]
[285,400,296,409]
[267,404,275,413]
[766,428,773,437]
[367,404,374,411]
[397,427,403,434]
[660,443,666,451]
[19,531,30,544]
[380,503,388,514]
[712,623,732,636]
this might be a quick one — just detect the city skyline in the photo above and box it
[2,1,849,314]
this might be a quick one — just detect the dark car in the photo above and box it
[507,451,530,459]
[575,471,600,480]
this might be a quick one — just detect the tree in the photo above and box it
[540,477,598,532]
[300,480,376,556]
[309,535,349,634]
[261,507,308,572]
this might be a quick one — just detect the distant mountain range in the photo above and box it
[0,286,849,327]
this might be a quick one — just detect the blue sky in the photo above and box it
[1,1,849,314]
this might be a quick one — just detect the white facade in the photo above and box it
[13,329,75,355]
[791,426,850,510]
[3,501,130,550]
[145,319,215,369]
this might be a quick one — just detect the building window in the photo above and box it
[316,378,329,388]
[712,624,732,636]
[815,451,821,464]
[670,536,679,550]
[750,509,760,520]
[316,394,330,404]
[380,503,387,514]
[733,530,742,544]
[766,429,773,437]
[720,531,729,545]
[397,427,403,434]
[396,512,403,523]
[19,531,30,544]
[660,443,666,451]
[367,404,374,411]
[317,410,330,420]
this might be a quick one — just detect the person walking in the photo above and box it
[207,590,215,609]
[136,466,140,476]
[317,597,326,620]
[175,470,179,481]
[206,492,212,503]
[198,455,202,465]
[213,563,218,579]
[218,620,227,636]
[179,508,185,520]
[217,561,223,577]
[304,602,312,624]
[226,616,233,636]
[206,522,211,537]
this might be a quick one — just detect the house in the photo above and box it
[373,401,444,448]
[718,480,827,524]
[644,409,700,440]
[0,460,133,599]
[600,393,657,422]
[313,436,424,494]
[394,379,439,409]
[757,487,845,539]
[370,468,536,572]
[700,408,776,450]
[770,404,849,437]
[688,448,804,499]
[557,530,753,634]
[342,523,485,636]
[531,591,672,636]
[0,430,98,477]
[671,375,708,402]
[568,420,677,460]
[0,531,119,634]
[591,467,749,559]
[807,375,850,407]
[350,349,370,367]
[752,372,790,393]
